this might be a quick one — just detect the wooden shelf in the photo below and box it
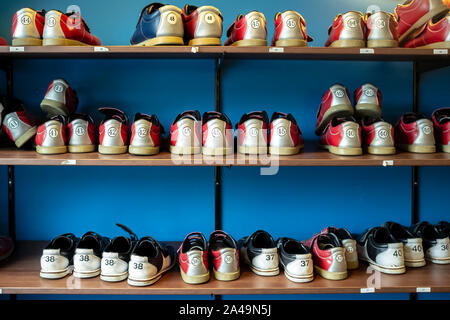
[0,149,448,167]
[0,241,449,295]
[0,46,448,61]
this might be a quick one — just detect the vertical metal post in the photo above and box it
[214,55,224,302]
[214,56,224,232]
[411,61,420,226]
[8,166,15,241]
[410,61,420,302]
[6,59,13,98]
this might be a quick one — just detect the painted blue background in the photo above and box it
[0,0,449,300]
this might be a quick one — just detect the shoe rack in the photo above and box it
[0,46,449,299]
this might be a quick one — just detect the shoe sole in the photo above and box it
[36,145,67,155]
[346,259,360,270]
[405,259,426,268]
[40,267,72,279]
[180,270,210,284]
[275,39,307,47]
[170,145,201,155]
[237,145,268,155]
[319,144,363,156]
[98,145,128,155]
[73,269,101,278]
[14,126,37,148]
[440,144,450,153]
[128,145,160,156]
[360,258,406,274]
[12,38,42,46]
[134,36,184,46]
[399,4,450,45]
[367,39,398,48]
[426,256,450,264]
[315,104,354,135]
[416,42,450,49]
[100,272,128,282]
[314,265,348,280]
[249,264,279,276]
[202,147,233,156]
[68,145,96,153]
[213,268,240,281]
[269,145,303,155]
[354,103,382,118]
[189,38,221,46]
[230,39,267,46]
[43,38,91,46]
[329,39,365,48]
[398,144,436,153]
[40,99,69,117]
[127,262,176,286]
[367,146,396,155]
[283,270,314,283]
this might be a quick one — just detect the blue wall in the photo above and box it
[0,0,448,300]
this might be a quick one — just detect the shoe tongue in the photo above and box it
[183,4,198,15]
[274,12,281,21]
[145,3,165,14]
[190,245,203,251]
[49,114,67,124]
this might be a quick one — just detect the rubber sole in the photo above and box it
[367,146,396,155]
[249,265,279,276]
[319,144,363,156]
[180,270,210,284]
[170,145,201,155]
[405,259,426,268]
[269,145,303,155]
[189,37,221,46]
[36,145,67,155]
[416,42,450,49]
[230,39,267,46]
[329,39,365,48]
[202,147,233,156]
[367,39,398,48]
[98,145,127,155]
[440,144,450,153]
[40,99,69,117]
[73,269,101,279]
[127,262,176,286]
[134,36,184,46]
[14,126,37,148]
[213,268,240,281]
[315,104,354,135]
[128,145,160,156]
[346,259,360,270]
[40,268,71,280]
[360,258,406,274]
[12,38,42,46]
[426,256,450,264]
[68,145,96,153]
[314,266,348,280]
[275,39,307,47]
[100,272,128,282]
[354,103,382,118]
[283,269,314,283]
[398,144,436,154]
[43,38,91,46]
[237,145,268,155]
[399,4,450,45]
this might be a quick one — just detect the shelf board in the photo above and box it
[0,149,449,167]
[0,241,449,295]
[0,46,448,61]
